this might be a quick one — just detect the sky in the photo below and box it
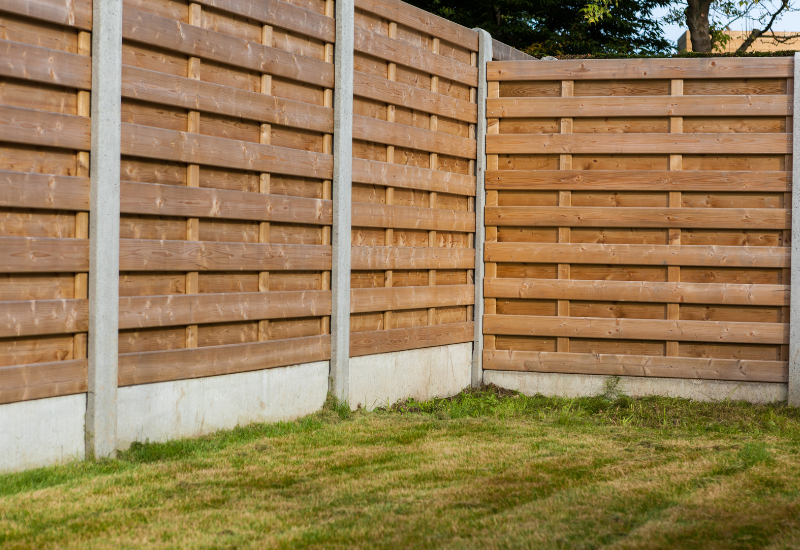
[654,5,800,46]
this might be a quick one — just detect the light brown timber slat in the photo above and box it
[352,114,477,158]
[556,79,573,354]
[122,7,334,88]
[120,123,333,180]
[351,284,474,313]
[0,0,93,30]
[484,78,500,353]
[121,66,333,134]
[484,278,789,307]
[353,0,479,51]
[354,71,478,123]
[487,133,791,155]
[350,322,475,357]
[488,58,793,81]
[483,350,787,384]
[353,26,477,87]
[0,105,90,150]
[0,237,89,273]
[351,246,474,270]
[0,171,89,211]
[191,0,335,42]
[118,335,331,386]
[352,202,475,232]
[352,158,475,196]
[0,299,88,338]
[485,315,788,345]
[484,242,789,268]
[0,40,91,89]
[319,0,334,339]
[0,359,88,405]
[486,170,791,192]
[119,240,331,272]
[488,95,792,118]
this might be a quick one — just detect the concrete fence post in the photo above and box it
[331,0,355,403]
[86,0,123,458]
[790,52,800,406]
[471,29,492,388]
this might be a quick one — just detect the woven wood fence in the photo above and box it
[483,58,792,385]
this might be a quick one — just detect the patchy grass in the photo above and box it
[2,386,800,549]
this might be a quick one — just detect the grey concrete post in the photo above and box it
[330,0,354,403]
[471,29,492,388]
[86,0,122,457]
[790,53,800,406]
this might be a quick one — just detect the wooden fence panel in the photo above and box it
[349,0,478,354]
[0,0,92,402]
[484,57,792,384]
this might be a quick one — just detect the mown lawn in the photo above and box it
[2,382,800,549]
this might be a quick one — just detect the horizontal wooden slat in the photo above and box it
[486,170,791,192]
[0,40,91,90]
[0,171,89,210]
[485,242,789,268]
[120,123,333,180]
[485,278,789,307]
[352,202,475,232]
[488,58,794,81]
[488,95,792,118]
[352,158,476,196]
[119,335,330,386]
[350,322,474,357]
[0,359,87,405]
[0,237,89,273]
[122,7,334,88]
[484,315,787,344]
[485,206,789,229]
[354,71,477,123]
[354,25,477,86]
[0,299,88,337]
[121,66,333,134]
[0,105,90,150]
[353,115,476,158]
[193,0,335,42]
[351,284,474,313]
[483,350,787,384]
[119,290,331,329]
[119,239,331,272]
[354,0,478,51]
[487,133,791,155]
[121,181,332,225]
[491,39,535,62]
[0,0,92,30]
[352,246,474,270]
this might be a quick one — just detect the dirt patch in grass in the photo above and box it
[2,386,800,549]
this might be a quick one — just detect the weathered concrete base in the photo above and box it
[484,370,787,404]
[117,361,329,449]
[0,394,86,473]
[349,343,472,410]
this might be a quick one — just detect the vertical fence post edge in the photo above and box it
[86,0,123,458]
[471,29,491,388]
[331,0,354,403]
[790,52,800,406]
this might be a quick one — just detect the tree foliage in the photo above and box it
[401,0,673,56]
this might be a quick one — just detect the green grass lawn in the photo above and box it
[3,382,800,549]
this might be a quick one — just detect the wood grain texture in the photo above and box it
[0,0,92,30]
[353,115,477,158]
[0,359,87,405]
[0,299,88,338]
[485,315,788,344]
[489,58,793,81]
[352,202,475,232]
[118,334,330,386]
[485,242,789,268]
[486,170,791,192]
[121,66,333,134]
[483,350,787,383]
[0,39,91,90]
[350,321,474,357]
[351,284,474,313]
[0,237,89,273]
[351,245,474,270]
[352,158,476,196]
[485,278,788,306]
[119,290,331,329]
[0,171,89,211]
[0,105,90,150]
[119,239,331,272]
